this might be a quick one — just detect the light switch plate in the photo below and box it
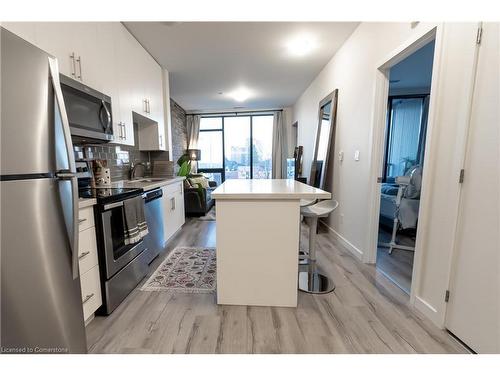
[354,150,360,161]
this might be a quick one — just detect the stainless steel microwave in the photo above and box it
[60,74,114,143]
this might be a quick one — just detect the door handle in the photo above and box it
[78,251,90,260]
[78,218,87,224]
[76,55,82,80]
[170,197,175,210]
[49,57,79,280]
[70,52,76,77]
[99,100,112,132]
[82,293,95,304]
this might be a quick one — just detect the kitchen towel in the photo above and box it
[123,196,149,245]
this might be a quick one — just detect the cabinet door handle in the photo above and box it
[159,134,163,148]
[143,99,147,113]
[82,293,95,304]
[170,197,175,210]
[147,99,150,113]
[122,122,127,139]
[70,52,76,77]
[78,218,87,224]
[78,251,90,260]
[76,55,82,80]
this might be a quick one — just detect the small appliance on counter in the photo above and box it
[92,159,111,187]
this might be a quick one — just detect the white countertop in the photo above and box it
[111,176,185,192]
[78,198,97,209]
[212,179,331,200]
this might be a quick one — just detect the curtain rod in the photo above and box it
[186,108,283,117]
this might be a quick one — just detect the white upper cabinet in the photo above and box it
[2,22,168,149]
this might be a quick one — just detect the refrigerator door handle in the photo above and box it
[49,57,79,280]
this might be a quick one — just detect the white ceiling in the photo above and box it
[124,22,359,112]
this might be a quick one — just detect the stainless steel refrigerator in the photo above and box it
[0,28,87,353]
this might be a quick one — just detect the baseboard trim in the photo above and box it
[320,221,364,261]
[414,296,444,328]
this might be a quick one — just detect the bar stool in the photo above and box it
[298,199,339,294]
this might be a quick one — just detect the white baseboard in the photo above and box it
[414,296,444,328]
[320,221,364,261]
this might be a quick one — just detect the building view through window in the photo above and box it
[197,114,273,183]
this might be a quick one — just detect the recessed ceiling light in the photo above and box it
[285,33,318,57]
[227,87,252,102]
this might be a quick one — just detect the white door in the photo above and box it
[445,23,500,354]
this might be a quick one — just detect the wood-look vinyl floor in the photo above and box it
[376,228,415,294]
[86,218,467,354]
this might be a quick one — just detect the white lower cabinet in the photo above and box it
[78,206,102,324]
[80,265,102,324]
[162,182,185,243]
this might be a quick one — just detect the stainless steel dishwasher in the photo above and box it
[143,188,165,264]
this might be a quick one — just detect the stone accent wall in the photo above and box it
[170,98,188,172]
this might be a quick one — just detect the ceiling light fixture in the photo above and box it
[286,33,318,57]
[227,87,252,102]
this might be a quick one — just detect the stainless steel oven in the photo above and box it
[100,200,146,279]
[60,74,114,143]
[92,190,150,314]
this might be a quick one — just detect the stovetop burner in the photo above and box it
[79,187,144,205]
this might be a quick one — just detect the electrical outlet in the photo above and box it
[339,151,344,162]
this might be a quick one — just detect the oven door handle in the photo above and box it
[103,201,123,211]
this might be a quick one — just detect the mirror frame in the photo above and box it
[309,89,338,191]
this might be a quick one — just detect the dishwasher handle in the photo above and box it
[143,188,163,203]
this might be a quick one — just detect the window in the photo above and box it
[198,117,224,182]
[251,115,273,179]
[383,96,427,180]
[197,114,275,183]
[224,116,251,179]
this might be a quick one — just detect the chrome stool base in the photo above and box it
[298,270,335,294]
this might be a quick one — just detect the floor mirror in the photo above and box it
[309,89,338,190]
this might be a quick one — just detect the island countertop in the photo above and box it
[212,179,331,200]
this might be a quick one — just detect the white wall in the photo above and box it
[293,22,440,258]
[292,22,481,327]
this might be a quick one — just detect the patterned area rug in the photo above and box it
[141,247,216,293]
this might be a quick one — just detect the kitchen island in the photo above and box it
[212,179,330,307]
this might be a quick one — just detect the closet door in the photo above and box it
[445,23,499,353]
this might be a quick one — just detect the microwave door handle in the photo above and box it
[49,57,79,280]
[100,100,112,132]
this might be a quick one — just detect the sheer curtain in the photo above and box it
[387,98,423,177]
[186,115,201,149]
[271,111,288,178]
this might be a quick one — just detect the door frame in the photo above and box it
[365,25,443,304]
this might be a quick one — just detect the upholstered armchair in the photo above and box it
[183,176,217,216]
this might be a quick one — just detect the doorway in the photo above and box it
[375,39,435,294]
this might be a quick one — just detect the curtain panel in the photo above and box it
[186,115,201,149]
[271,111,288,178]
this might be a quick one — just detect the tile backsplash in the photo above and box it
[74,124,169,181]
